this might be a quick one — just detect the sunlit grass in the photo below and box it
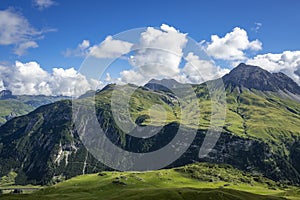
[1,163,299,199]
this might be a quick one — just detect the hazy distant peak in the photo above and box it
[0,90,15,99]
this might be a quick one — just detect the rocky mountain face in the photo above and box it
[1,64,300,185]
[0,100,107,185]
[223,63,300,94]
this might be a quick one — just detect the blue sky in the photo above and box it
[1,0,300,96]
[1,0,300,69]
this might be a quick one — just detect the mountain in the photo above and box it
[1,64,300,186]
[223,63,300,94]
[0,90,15,99]
[144,78,184,93]
[0,90,70,125]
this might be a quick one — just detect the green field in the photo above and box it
[1,163,300,200]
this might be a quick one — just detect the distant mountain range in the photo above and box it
[0,90,70,125]
[0,63,300,186]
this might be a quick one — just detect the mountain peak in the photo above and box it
[144,78,182,92]
[0,90,15,99]
[147,78,180,86]
[222,63,300,94]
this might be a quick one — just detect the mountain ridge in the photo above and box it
[222,63,300,94]
[0,90,15,100]
[0,90,70,125]
[1,63,300,185]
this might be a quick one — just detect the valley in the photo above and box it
[1,64,300,199]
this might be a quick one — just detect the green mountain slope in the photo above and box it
[0,64,300,186]
[0,99,33,125]
[1,163,298,200]
[0,90,69,125]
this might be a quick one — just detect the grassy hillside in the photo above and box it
[1,163,299,200]
[0,100,33,125]
[96,84,300,144]
[0,94,69,125]
[1,83,300,185]
[224,87,300,142]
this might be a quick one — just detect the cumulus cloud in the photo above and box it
[0,80,5,91]
[0,61,101,96]
[64,24,190,85]
[0,8,54,55]
[205,27,262,60]
[64,40,90,57]
[119,24,188,84]
[89,36,133,58]
[64,24,242,86]
[49,67,100,96]
[33,0,56,10]
[95,24,229,85]
[246,51,300,84]
[182,52,230,83]
[66,37,133,58]
[120,70,146,85]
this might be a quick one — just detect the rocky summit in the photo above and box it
[223,63,300,94]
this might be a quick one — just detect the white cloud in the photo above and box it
[205,27,262,60]
[64,24,189,85]
[0,80,5,91]
[246,51,300,84]
[160,24,178,32]
[33,0,56,10]
[130,24,187,67]
[120,70,146,85]
[49,67,99,96]
[100,24,230,85]
[14,41,39,56]
[65,25,247,86]
[0,61,101,96]
[182,52,230,83]
[120,24,188,84]
[89,36,133,58]
[65,37,133,58]
[0,8,53,55]
[64,24,198,85]
[80,40,90,49]
[0,9,39,45]
[64,40,90,57]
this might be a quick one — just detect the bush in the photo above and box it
[112,180,127,186]
[12,189,23,194]
[98,172,107,176]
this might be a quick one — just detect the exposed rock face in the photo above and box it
[223,63,300,94]
[170,131,300,184]
[0,101,106,185]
